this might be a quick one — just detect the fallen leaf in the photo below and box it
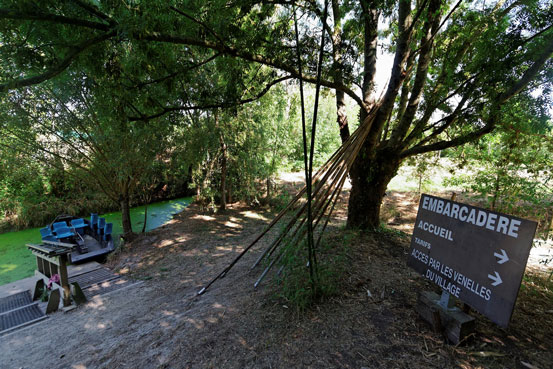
[469,351,506,358]
[521,361,540,369]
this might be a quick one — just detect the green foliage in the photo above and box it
[404,152,442,194]
[375,224,409,239]
[0,143,113,229]
[39,287,49,302]
[446,99,553,234]
[269,191,293,212]
[182,82,341,207]
[0,70,189,231]
[274,234,347,312]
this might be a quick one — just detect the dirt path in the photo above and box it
[1,197,552,369]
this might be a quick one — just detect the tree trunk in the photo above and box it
[227,179,232,204]
[142,205,148,233]
[543,207,553,240]
[491,171,501,211]
[331,0,350,143]
[119,194,134,240]
[360,6,379,114]
[347,147,401,229]
[219,133,227,210]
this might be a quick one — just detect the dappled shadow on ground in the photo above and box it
[1,182,551,369]
[107,202,273,285]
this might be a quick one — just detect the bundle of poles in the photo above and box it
[197,1,379,295]
[197,104,379,295]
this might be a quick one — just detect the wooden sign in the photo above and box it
[407,194,537,327]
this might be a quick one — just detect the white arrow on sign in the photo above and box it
[488,271,503,286]
[494,249,509,264]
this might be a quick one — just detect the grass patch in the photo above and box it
[273,229,350,312]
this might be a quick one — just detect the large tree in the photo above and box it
[0,74,174,239]
[1,0,552,229]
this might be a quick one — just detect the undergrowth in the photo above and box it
[273,230,349,312]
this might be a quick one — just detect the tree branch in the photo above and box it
[0,31,115,93]
[72,0,116,26]
[128,52,221,89]
[128,75,293,121]
[498,36,553,103]
[389,0,442,147]
[0,8,111,31]
[364,0,413,149]
[401,36,553,159]
[135,32,365,108]
[400,118,495,158]
[169,6,225,44]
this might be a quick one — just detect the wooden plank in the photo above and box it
[36,257,44,275]
[416,290,475,344]
[30,252,60,267]
[27,243,75,258]
[27,243,56,256]
[42,240,76,249]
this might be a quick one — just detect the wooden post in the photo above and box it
[58,254,71,307]
[33,279,45,301]
[416,291,475,344]
[46,288,60,314]
[71,282,87,305]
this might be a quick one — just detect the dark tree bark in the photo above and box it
[347,0,413,229]
[119,193,134,240]
[217,111,227,211]
[360,4,379,117]
[142,205,148,233]
[347,148,401,229]
[330,0,350,143]
[220,137,227,210]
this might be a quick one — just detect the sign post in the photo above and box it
[407,194,537,341]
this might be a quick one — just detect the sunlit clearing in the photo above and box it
[224,217,243,228]
[192,214,216,221]
[186,318,203,329]
[88,297,105,309]
[239,210,269,221]
[278,172,304,183]
[84,321,107,330]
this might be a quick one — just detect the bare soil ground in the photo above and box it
[1,185,552,369]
